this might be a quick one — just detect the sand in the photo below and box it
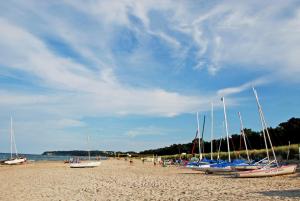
[0,159,299,201]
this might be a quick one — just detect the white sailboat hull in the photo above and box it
[231,165,263,171]
[205,166,235,174]
[191,164,212,171]
[235,164,297,178]
[4,158,27,165]
[70,161,101,168]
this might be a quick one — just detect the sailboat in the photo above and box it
[70,136,101,168]
[185,113,206,169]
[203,97,246,174]
[230,112,265,171]
[235,87,297,178]
[191,103,226,172]
[4,117,26,165]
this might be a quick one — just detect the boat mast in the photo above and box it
[252,87,278,166]
[201,115,206,155]
[13,128,18,158]
[87,135,91,161]
[10,117,13,159]
[221,97,231,162]
[211,103,214,160]
[252,87,270,162]
[197,112,202,160]
[217,121,225,160]
[238,112,250,162]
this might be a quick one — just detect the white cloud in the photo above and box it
[0,16,217,118]
[217,76,272,97]
[125,126,170,138]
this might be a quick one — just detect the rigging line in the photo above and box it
[201,115,206,155]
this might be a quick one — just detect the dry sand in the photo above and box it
[0,159,299,201]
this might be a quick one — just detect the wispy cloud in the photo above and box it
[125,126,170,138]
[0,17,213,117]
[217,76,272,97]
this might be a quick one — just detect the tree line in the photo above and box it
[139,117,300,156]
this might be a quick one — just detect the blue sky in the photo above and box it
[0,0,300,154]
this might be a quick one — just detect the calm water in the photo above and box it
[0,153,108,161]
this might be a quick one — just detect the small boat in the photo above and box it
[235,164,297,178]
[235,88,297,178]
[189,159,217,171]
[4,157,26,165]
[201,97,239,175]
[70,161,101,168]
[4,117,26,165]
[231,165,262,171]
[230,157,268,171]
[69,136,101,168]
[203,159,246,174]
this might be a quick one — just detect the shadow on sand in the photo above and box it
[177,172,203,175]
[258,189,300,198]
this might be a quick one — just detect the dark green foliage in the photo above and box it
[139,118,300,156]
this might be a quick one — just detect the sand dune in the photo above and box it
[0,159,299,201]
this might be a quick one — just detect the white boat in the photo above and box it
[70,161,101,168]
[4,157,26,165]
[4,117,26,165]
[205,166,234,174]
[235,88,297,178]
[230,157,268,171]
[69,135,101,168]
[231,165,262,171]
[235,164,297,178]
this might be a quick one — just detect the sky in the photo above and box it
[0,0,300,154]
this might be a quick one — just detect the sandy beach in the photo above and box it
[0,159,299,201]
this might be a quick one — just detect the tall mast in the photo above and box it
[252,87,270,162]
[87,135,91,161]
[253,87,278,166]
[217,121,225,160]
[201,115,206,154]
[10,116,13,159]
[221,97,231,162]
[197,112,202,160]
[238,112,250,162]
[13,129,18,157]
[210,103,214,160]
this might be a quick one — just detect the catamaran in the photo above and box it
[191,103,231,172]
[70,136,101,168]
[4,117,26,165]
[235,87,297,178]
[201,97,248,174]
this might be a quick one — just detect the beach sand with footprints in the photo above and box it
[0,159,299,201]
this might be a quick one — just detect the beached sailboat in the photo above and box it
[235,88,297,178]
[70,161,101,168]
[230,112,264,171]
[185,112,205,169]
[70,136,101,168]
[203,97,238,174]
[191,103,223,172]
[192,102,243,173]
[236,164,297,178]
[4,117,26,165]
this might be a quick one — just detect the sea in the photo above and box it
[0,153,108,161]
